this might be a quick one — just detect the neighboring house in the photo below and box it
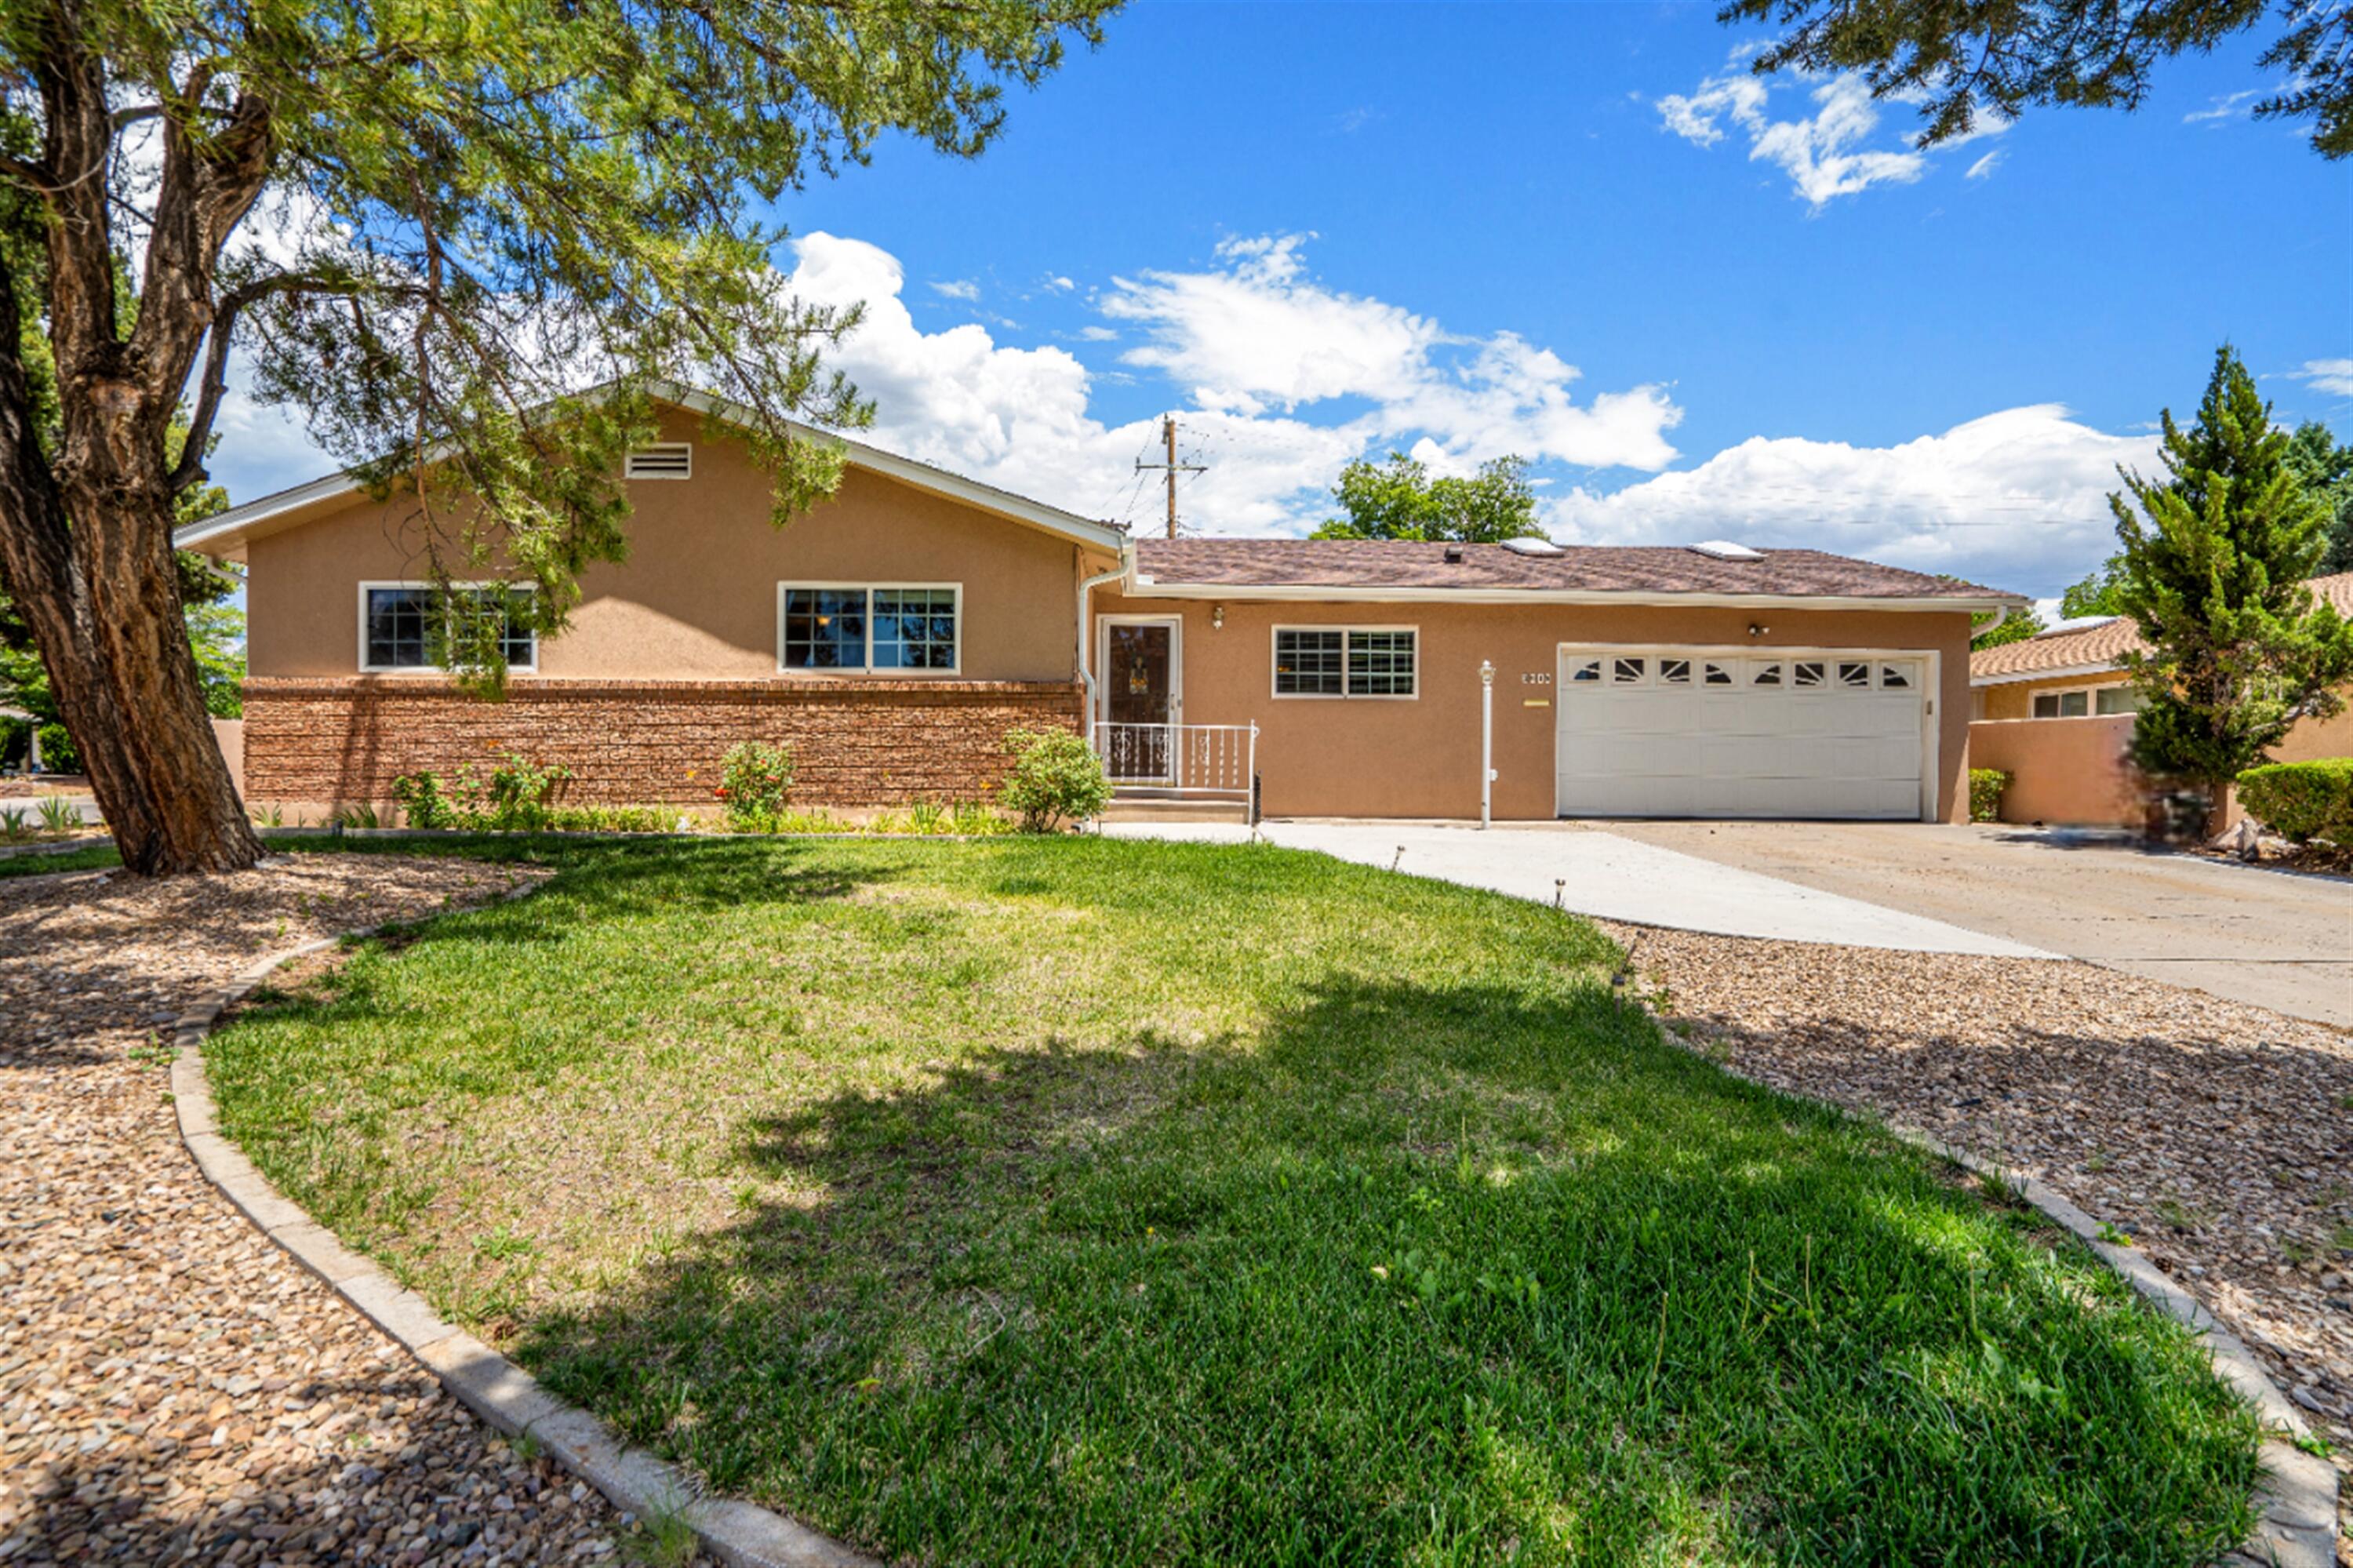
[177,391,2021,823]
[1967,573,2353,827]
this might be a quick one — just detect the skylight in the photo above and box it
[1501,537,1566,556]
[1688,540,1763,561]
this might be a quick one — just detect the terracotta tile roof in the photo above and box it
[1133,538,2013,601]
[1969,572,2353,682]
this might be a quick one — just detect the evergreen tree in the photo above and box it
[2109,347,2353,829]
[0,0,1110,874]
[2285,422,2353,575]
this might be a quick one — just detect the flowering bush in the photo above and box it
[718,740,797,828]
[998,728,1110,832]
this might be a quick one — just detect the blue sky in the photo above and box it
[210,0,2353,603]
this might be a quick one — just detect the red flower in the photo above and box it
[715,786,729,798]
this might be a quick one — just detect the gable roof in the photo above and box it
[1129,538,2021,609]
[173,380,1130,560]
[1969,572,2353,684]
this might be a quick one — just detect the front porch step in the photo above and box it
[1096,796,1252,826]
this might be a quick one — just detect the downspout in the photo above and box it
[1076,540,1133,739]
[1974,602,2013,642]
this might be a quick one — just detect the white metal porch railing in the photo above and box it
[1094,722,1257,800]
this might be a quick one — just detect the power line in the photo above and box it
[1134,413,1207,539]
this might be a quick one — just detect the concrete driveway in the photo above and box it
[1598,820,2352,1028]
[1104,820,2051,956]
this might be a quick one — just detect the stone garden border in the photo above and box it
[159,886,2336,1568]
[165,904,879,1568]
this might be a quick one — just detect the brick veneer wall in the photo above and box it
[241,678,1086,806]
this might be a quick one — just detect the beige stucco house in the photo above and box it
[1967,573,2353,827]
[178,391,2024,824]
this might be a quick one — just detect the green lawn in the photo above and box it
[211,838,2260,1566]
[0,842,119,877]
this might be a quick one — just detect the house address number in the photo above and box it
[1521,672,1552,686]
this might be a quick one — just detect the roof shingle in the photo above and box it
[1969,572,2353,681]
[1133,539,2013,601]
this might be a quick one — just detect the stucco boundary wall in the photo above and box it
[1968,714,2142,828]
[241,677,1084,809]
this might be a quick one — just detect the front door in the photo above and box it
[1102,620,1179,782]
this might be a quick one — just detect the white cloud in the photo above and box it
[1965,149,2004,180]
[1549,405,2159,596]
[927,278,980,302]
[1098,234,1681,471]
[1657,64,2009,206]
[1044,275,1075,292]
[1074,326,1119,342]
[2289,358,2353,398]
[786,233,1357,532]
[2184,89,2260,125]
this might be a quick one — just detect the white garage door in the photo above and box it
[1555,647,1929,820]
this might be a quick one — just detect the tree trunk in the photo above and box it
[0,395,262,875]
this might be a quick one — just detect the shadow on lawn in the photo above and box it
[502,970,2260,1568]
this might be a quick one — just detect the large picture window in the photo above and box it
[780,584,960,672]
[361,584,536,672]
[1273,626,1417,698]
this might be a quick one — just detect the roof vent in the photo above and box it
[624,443,693,480]
[1502,536,1565,556]
[1442,545,1464,564]
[1689,539,1763,561]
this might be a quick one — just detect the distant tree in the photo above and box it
[0,0,1112,874]
[2060,556,2128,620]
[2286,422,2353,575]
[1312,453,1544,544]
[2106,347,2353,831]
[1718,0,2349,158]
[1972,602,2048,649]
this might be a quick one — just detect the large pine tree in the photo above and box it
[2111,346,2353,830]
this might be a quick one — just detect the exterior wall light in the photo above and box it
[1747,623,1769,638]
[1211,604,1225,630]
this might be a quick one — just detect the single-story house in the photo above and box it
[1967,572,2353,827]
[176,391,2024,824]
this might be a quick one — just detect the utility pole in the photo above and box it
[1134,414,1206,539]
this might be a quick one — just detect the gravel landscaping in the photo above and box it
[0,854,711,1566]
[1605,921,2353,1554]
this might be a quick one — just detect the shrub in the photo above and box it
[717,740,796,829]
[998,728,1110,832]
[2236,757,2353,843]
[1969,768,2010,824]
[35,722,78,774]
[472,753,572,831]
[393,770,456,830]
[392,754,573,831]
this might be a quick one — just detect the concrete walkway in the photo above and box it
[1102,820,2053,957]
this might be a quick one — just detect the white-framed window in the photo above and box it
[777,583,961,673]
[624,443,693,479]
[2095,686,2144,715]
[359,583,536,673]
[2032,689,2090,719]
[1272,625,1418,698]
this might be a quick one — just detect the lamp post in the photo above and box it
[1478,660,1494,829]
